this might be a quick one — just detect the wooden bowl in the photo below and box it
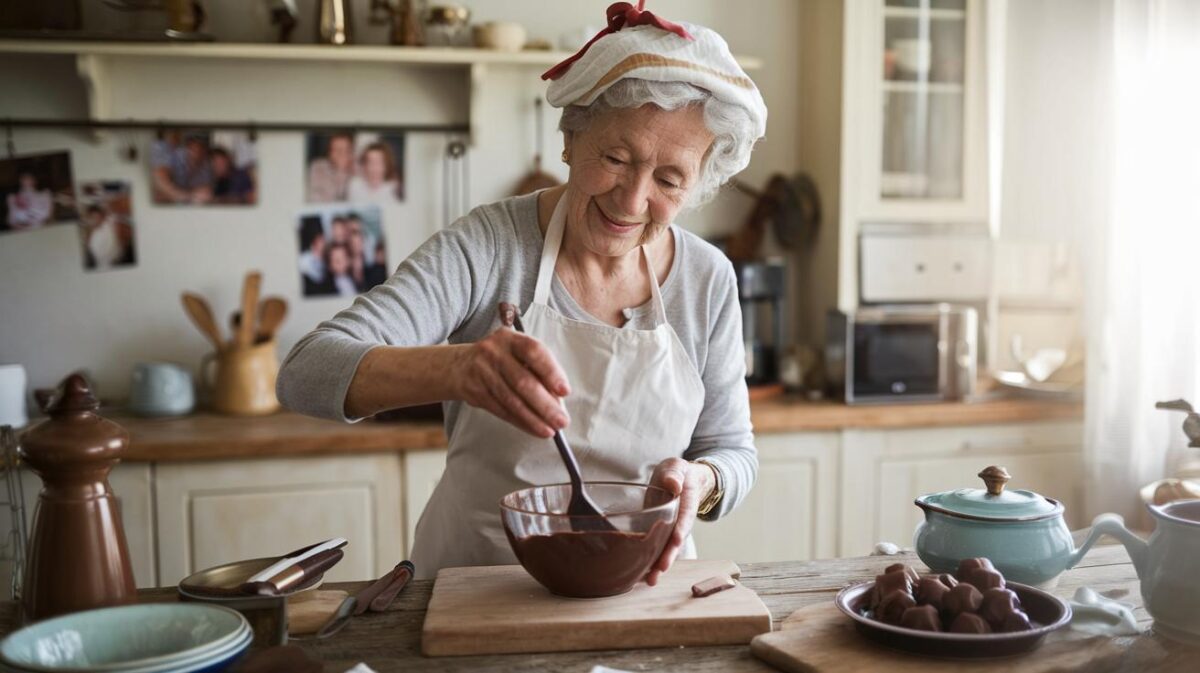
[835,580,1072,658]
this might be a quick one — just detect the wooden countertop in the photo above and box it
[93,394,1081,463]
[0,546,1184,672]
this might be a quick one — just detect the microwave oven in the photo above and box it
[826,304,977,404]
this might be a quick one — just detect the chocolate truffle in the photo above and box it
[949,612,993,634]
[938,573,959,589]
[876,590,917,625]
[900,604,943,632]
[1001,609,1034,633]
[869,570,913,610]
[914,576,950,610]
[885,562,920,585]
[941,583,983,619]
[955,557,995,581]
[979,587,1022,628]
[962,567,1006,593]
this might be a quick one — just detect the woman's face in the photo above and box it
[363,149,387,184]
[563,103,713,258]
[329,246,349,274]
[329,137,353,171]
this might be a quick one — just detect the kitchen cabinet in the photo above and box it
[838,419,1084,557]
[154,455,403,586]
[692,432,839,562]
[402,449,447,553]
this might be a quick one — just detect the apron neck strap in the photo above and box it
[533,191,669,327]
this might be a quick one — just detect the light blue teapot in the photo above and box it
[914,465,1090,587]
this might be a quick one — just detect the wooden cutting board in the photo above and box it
[751,601,1127,673]
[421,559,771,656]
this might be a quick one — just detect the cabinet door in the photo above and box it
[839,421,1084,557]
[155,455,403,586]
[691,433,839,563]
[402,449,446,553]
[848,0,988,222]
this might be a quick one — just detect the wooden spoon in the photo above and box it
[238,271,262,348]
[257,297,289,342]
[498,303,617,532]
[181,292,223,350]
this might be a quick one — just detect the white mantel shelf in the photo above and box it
[2,39,761,145]
[0,39,762,70]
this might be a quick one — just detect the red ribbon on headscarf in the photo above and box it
[541,1,694,81]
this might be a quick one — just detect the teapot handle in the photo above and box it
[1066,513,1149,573]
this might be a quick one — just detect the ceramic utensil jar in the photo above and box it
[914,466,1087,587]
[19,374,137,622]
[201,340,280,416]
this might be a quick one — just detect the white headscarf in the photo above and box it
[543,1,767,140]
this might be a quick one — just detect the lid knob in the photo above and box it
[978,465,1011,496]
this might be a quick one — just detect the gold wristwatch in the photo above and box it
[693,459,724,517]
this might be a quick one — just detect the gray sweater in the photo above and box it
[276,191,757,520]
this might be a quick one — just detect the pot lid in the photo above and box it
[916,466,1063,521]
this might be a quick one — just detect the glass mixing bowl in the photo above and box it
[500,482,678,598]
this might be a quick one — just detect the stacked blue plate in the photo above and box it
[0,604,251,673]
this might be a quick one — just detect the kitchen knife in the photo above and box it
[242,548,345,596]
[240,537,347,595]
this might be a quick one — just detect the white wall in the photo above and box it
[0,0,803,402]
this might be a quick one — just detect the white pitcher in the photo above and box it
[1073,499,1200,643]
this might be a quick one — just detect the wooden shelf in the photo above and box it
[0,39,763,70]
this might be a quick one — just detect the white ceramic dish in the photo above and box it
[993,370,1081,398]
[0,604,248,673]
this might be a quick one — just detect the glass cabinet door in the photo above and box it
[879,0,968,201]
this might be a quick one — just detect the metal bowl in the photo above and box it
[835,580,1072,658]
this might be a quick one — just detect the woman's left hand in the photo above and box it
[644,457,717,586]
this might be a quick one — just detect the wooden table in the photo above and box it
[1,545,1190,672]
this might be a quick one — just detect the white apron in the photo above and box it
[410,193,707,579]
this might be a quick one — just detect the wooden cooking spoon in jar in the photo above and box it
[498,302,617,532]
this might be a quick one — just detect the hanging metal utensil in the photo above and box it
[513,98,561,196]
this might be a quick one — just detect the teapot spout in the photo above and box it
[1067,513,1149,576]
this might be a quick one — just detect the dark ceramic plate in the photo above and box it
[835,580,1072,659]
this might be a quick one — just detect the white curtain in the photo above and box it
[1083,0,1200,520]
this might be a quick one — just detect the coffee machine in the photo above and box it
[734,261,786,387]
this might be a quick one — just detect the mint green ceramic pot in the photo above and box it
[913,466,1087,587]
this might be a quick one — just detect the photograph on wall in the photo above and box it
[304,131,405,204]
[77,181,137,271]
[0,151,78,233]
[297,204,389,298]
[149,129,258,205]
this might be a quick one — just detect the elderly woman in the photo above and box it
[277,2,766,582]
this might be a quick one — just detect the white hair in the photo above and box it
[558,78,759,208]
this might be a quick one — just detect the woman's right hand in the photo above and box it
[453,328,571,438]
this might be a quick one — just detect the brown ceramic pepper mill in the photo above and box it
[19,374,136,622]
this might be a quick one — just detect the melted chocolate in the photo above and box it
[506,520,671,598]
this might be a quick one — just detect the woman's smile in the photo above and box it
[591,199,647,237]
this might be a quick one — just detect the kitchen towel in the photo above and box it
[1068,586,1140,636]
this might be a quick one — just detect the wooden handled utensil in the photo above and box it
[181,292,224,350]
[238,271,262,348]
[257,296,288,342]
[498,303,617,532]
